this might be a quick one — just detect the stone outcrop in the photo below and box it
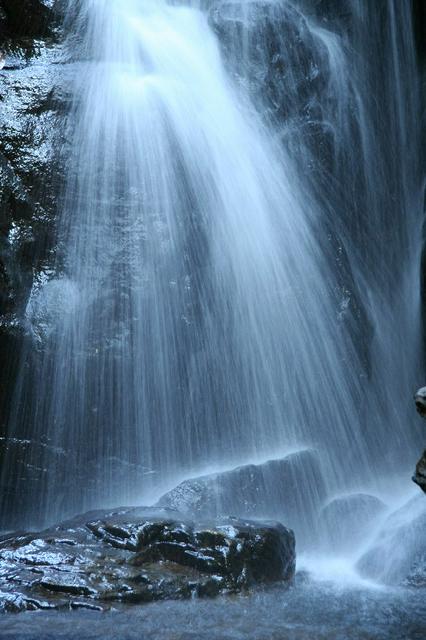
[413,387,426,493]
[0,0,66,352]
[208,0,373,376]
[0,0,70,526]
[414,387,426,418]
[156,450,325,547]
[413,450,426,493]
[0,1,59,41]
[0,506,295,613]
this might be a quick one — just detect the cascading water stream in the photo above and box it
[1,0,424,579]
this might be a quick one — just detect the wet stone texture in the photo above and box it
[0,0,72,526]
[0,52,68,338]
[413,388,426,494]
[0,0,64,324]
[156,450,325,549]
[209,0,374,380]
[0,507,296,613]
[413,450,426,494]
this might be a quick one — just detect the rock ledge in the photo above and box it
[0,506,295,613]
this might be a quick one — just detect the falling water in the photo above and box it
[1,0,424,575]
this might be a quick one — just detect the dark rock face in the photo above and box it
[0,0,58,41]
[413,388,426,493]
[157,450,325,547]
[0,2,66,349]
[413,450,426,493]
[415,0,426,351]
[208,0,376,388]
[356,496,426,586]
[0,436,69,525]
[414,387,426,418]
[0,0,69,521]
[318,493,387,553]
[0,506,295,613]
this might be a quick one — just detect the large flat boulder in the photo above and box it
[0,506,295,613]
[156,449,326,547]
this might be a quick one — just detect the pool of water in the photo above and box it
[1,574,425,640]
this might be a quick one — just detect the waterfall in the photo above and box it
[1,0,423,557]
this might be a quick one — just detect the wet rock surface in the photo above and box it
[0,0,71,525]
[209,0,374,382]
[0,506,295,613]
[0,31,67,341]
[157,450,325,547]
[413,450,426,494]
[414,387,426,418]
[0,1,59,42]
[413,387,426,493]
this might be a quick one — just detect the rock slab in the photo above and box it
[156,449,325,547]
[0,506,295,613]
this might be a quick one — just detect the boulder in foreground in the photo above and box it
[0,506,295,613]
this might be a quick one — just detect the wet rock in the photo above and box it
[414,387,426,418]
[0,51,64,347]
[318,493,387,553]
[0,44,69,304]
[413,450,426,494]
[0,593,47,613]
[0,0,71,527]
[0,1,58,42]
[156,450,325,547]
[209,1,327,125]
[0,441,158,531]
[413,388,426,493]
[208,0,344,185]
[209,0,373,381]
[0,437,71,530]
[0,506,295,612]
[0,0,66,324]
[356,495,426,585]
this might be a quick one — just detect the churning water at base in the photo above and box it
[1,580,425,640]
[1,0,424,586]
